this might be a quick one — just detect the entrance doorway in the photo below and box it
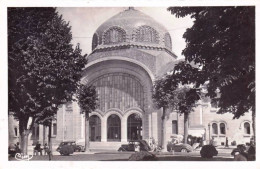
[127,113,142,141]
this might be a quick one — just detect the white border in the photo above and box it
[0,0,259,169]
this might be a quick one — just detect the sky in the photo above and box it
[57,7,194,59]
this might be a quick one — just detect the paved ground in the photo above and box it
[9,147,235,161]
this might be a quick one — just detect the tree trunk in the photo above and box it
[161,107,167,152]
[252,107,255,145]
[48,123,52,153]
[184,113,189,144]
[20,130,30,155]
[85,113,90,152]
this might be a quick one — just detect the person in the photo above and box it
[34,142,43,156]
[15,142,21,153]
[43,143,49,155]
[225,137,229,147]
[231,145,248,161]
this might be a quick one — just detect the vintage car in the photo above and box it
[118,140,151,152]
[167,142,193,153]
[56,141,85,155]
[8,143,19,157]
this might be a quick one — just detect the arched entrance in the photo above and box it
[89,115,101,142]
[107,114,121,141]
[127,113,142,141]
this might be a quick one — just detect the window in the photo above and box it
[53,123,57,136]
[244,122,250,135]
[172,120,178,134]
[107,114,121,141]
[103,27,126,44]
[135,26,159,43]
[14,127,18,137]
[89,115,101,142]
[92,33,98,50]
[127,113,142,141]
[219,123,226,135]
[212,123,218,135]
[164,33,172,49]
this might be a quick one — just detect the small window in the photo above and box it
[14,127,18,137]
[244,122,250,135]
[172,120,178,134]
[220,123,226,135]
[212,123,218,135]
[53,123,57,136]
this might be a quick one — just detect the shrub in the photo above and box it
[200,145,218,158]
[129,151,158,161]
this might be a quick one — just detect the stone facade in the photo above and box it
[9,8,253,149]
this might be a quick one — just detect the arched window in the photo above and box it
[107,114,121,141]
[103,27,126,44]
[164,33,172,49]
[212,123,218,135]
[92,33,98,50]
[219,123,226,135]
[89,115,101,142]
[127,113,142,141]
[244,122,251,135]
[135,26,159,43]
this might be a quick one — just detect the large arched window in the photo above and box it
[107,114,121,141]
[89,115,101,142]
[244,122,251,135]
[92,33,98,50]
[164,33,172,49]
[219,123,226,135]
[127,113,142,141]
[212,123,218,135]
[103,27,126,44]
[135,26,159,43]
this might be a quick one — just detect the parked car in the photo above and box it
[167,142,193,153]
[56,141,85,155]
[118,140,151,152]
[8,143,21,157]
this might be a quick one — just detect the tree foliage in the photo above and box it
[167,7,255,119]
[76,85,98,115]
[8,7,87,131]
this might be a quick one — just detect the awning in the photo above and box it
[188,128,205,137]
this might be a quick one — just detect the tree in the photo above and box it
[76,85,98,152]
[8,8,87,154]
[167,7,255,142]
[153,73,200,145]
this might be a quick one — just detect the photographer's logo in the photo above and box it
[15,153,33,161]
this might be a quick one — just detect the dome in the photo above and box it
[92,7,173,53]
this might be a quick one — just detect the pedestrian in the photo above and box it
[34,142,43,156]
[43,143,49,155]
[225,137,229,147]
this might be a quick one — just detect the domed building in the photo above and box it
[9,7,253,150]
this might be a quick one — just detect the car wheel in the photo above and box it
[181,149,187,153]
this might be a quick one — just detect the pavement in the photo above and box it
[9,145,235,161]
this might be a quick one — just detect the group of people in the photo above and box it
[231,144,255,161]
[34,143,50,156]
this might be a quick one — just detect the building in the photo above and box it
[9,7,253,149]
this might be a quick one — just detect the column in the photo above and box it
[121,116,127,142]
[101,118,107,142]
[152,112,158,142]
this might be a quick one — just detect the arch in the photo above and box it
[92,33,99,50]
[219,123,226,135]
[244,122,251,135]
[107,114,121,141]
[127,113,142,141]
[83,56,155,81]
[103,26,126,44]
[212,123,218,135]
[134,25,159,43]
[164,32,172,49]
[89,115,101,142]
